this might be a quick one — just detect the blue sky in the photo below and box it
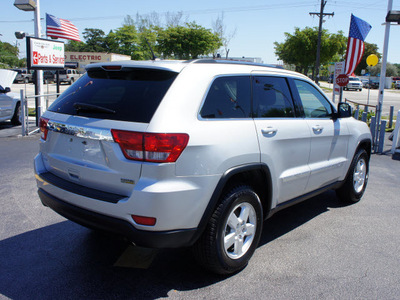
[2,0,400,66]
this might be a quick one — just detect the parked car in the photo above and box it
[361,79,369,88]
[370,80,379,89]
[34,59,372,274]
[12,68,33,84]
[344,77,362,91]
[43,71,55,83]
[59,68,80,85]
[0,69,21,125]
[395,80,400,89]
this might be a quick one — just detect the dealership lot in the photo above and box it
[0,131,399,299]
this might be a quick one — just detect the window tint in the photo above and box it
[200,76,251,119]
[253,76,295,118]
[48,68,178,123]
[294,80,332,118]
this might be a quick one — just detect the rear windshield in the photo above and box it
[48,68,178,123]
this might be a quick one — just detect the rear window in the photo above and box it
[48,68,178,123]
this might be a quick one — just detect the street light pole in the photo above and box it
[375,0,393,152]
[33,0,43,124]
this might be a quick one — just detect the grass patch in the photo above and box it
[28,108,36,116]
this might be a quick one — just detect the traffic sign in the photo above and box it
[336,74,349,87]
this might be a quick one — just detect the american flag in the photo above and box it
[46,14,81,42]
[344,14,371,76]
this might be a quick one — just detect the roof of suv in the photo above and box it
[85,59,304,79]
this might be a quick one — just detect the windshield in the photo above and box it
[48,68,178,123]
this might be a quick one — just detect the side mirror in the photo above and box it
[0,86,10,94]
[336,102,352,118]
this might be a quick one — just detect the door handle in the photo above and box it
[261,127,277,136]
[312,125,323,134]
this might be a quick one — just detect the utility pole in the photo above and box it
[310,0,334,84]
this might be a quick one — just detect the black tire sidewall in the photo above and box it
[339,149,369,203]
[11,102,21,125]
[350,150,369,199]
[214,187,263,272]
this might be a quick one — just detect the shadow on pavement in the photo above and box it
[0,190,344,299]
[0,118,38,138]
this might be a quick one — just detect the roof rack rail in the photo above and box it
[184,58,283,69]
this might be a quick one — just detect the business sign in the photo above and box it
[332,61,345,102]
[26,37,65,70]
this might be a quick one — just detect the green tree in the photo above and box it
[355,42,381,75]
[370,62,398,77]
[106,25,139,58]
[83,28,107,52]
[65,40,87,52]
[157,22,222,59]
[274,27,346,75]
[0,41,20,68]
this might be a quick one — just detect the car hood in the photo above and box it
[0,69,17,88]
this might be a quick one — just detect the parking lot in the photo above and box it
[1,80,400,299]
[0,130,399,299]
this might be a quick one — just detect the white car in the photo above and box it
[34,60,372,274]
[344,77,363,91]
[0,70,21,125]
[58,68,80,85]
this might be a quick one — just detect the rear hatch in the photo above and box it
[40,65,179,197]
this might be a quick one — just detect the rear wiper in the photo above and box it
[73,102,115,114]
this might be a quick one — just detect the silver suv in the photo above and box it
[34,60,372,274]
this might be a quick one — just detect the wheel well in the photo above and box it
[357,139,372,160]
[221,168,272,219]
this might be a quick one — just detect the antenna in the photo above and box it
[145,38,156,61]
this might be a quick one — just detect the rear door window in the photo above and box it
[252,76,295,118]
[48,68,178,123]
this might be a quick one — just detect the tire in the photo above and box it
[336,149,369,203]
[193,185,263,274]
[11,102,21,126]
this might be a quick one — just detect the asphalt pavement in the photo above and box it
[0,128,399,299]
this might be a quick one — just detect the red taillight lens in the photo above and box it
[111,130,143,160]
[39,117,49,140]
[132,215,157,226]
[144,133,189,163]
[111,130,189,163]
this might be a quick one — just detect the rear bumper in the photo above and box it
[38,188,198,248]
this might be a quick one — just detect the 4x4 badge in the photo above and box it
[120,178,135,185]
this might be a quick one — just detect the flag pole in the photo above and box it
[374,0,393,152]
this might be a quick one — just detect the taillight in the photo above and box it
[39,117,49,140]
[111,129,189,163]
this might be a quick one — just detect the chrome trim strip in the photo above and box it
[47,120,114,141]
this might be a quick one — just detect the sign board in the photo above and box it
[26,37,65,70]
[332,61,345,102]
[336,74,349,86]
